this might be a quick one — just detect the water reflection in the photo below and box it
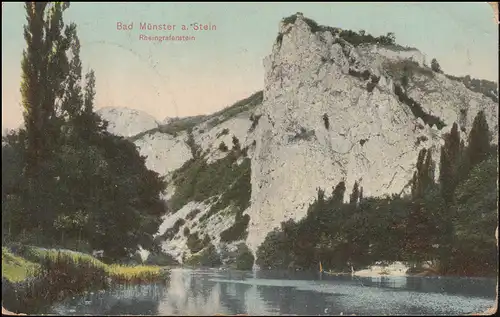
[49,269,497,316]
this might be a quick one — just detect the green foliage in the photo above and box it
[185,208,201,221]
[385,60,435,84]
[185,243,222,268]
[220,214,250,243]
[186,129,201,158]
[431,58,443,73]
[207,91,264,128]
[168,147,251,217]
[161,218,185,240]
[234,243,255,270]
[256,121,497,277]
[439,123,461,204]
[2,245,170,314]
[232,136,241,151]
[451,156,498,276]
[219,141,229,152]
[3,4,166,262]
[464,110,491,173]
[2,247,40,283]
[393,84,446,130]
[186,232,211,254]
[249,114,262,132]
[144,251,179,266]
[281,13,408,50]
[217,128,229,138]
[128,116,206,142]
[445,74,498,103]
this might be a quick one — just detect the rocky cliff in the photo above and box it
[103,13,498,263]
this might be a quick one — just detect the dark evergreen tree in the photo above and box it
[21,2,49,176]
[349,181,360,205]
[465,110,491,172]
[437,122,461,259]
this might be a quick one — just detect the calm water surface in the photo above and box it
[49,268,496,315]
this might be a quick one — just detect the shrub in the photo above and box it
[217,128,229,138]
[234,243,254,271]
[367,75,380,92]
[186,232,211,254]
[232,136,241,151]
[186,209,201,221]
[144,252,179,266]
[160,218,186,240]
[199,157,252,223]
[168,149,251,214]
[183,227,190,236]
[220,214,251,243]
[219,142,228,152]
[431,58,442,73]
[415,135,429,146]
[185,243,222,268]
[393,84,446,130]
[249,114,262,132]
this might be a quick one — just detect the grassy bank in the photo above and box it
[1,246,170,314]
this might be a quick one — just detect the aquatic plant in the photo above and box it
[1,246,171,314]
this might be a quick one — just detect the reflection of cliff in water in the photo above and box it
[157,268,225,315]
[157,268,253,315]
[157,269,274,316]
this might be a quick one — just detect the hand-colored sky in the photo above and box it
[2,2,498,130]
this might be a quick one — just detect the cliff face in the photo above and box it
[104,14,498,262]
[244,13,498,252]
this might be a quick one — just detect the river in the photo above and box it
[47,268,496,315]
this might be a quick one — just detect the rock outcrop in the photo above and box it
[102,13,498,262]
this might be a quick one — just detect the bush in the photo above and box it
[431,58,442,73]
[168,149,251,214]
[186,232,211,254]
[219,142,228,152]
[144,252,179,266]
[217,128,229,138]
[185,243,222,268]
[393,84,446,130]
[232,136,241,151]
[234,243,254,271]
[220,214,250,243]
[186,209,201,221]
[160,218,185,240]
[249,114,262,132]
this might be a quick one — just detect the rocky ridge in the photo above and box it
[103,13,498,263]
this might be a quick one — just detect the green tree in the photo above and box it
[452,156,498,276]
[464,110,491,174]
[439,123,461,204]
[234,243,255,270]
[349,181,360,205]
[411,148,434,199]
[21,2,49,176]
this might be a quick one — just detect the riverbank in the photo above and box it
[1,246,170,314]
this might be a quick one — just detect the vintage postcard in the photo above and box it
[2,2,498,316]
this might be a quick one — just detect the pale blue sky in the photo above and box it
[2,2,498,129]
